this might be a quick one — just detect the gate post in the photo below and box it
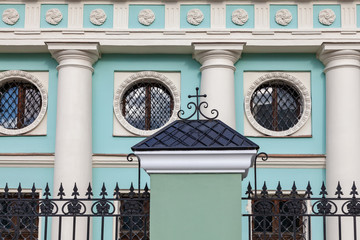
[132,119,259,240]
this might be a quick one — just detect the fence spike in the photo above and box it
[275,182,282,198]
[72,183,79,199]
[261,182,268,198]
[320,181,327,198]
[86,183,93,199]
[58,183,65,199]
[4,183,9,198]
[17,183,22,199]
[143,183,150,198]
[114,182,121,199]
[100,182,108,199]
[305,181,313,198]
[290,182,298,198]
[31,183,37,199]
[245,182,253,198]
[350,181,358,198]
[129,182,135,198]
[44,183,51,199]
[335,181,343,199]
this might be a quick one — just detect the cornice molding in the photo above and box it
[0,153,325,168]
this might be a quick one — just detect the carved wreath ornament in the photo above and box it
[90,9,107,26]
[275,9,292,26]
[46,8,63,25]
[138,9,155,26]
[231,9,249,26]
[187,9,204,26]
[2,8,19,25]
[318,9,336,26]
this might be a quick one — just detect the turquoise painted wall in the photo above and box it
[235,53,326,155]
[92,54,201,154]
[0,54,58,153]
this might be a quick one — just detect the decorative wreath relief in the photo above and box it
[187,9,204,26]
[231,9,249,26]
[2,8,19,25]
[90,9,107,26]
[318,9,336,26]
[45,8,63,25]
[275,9,292,26]
[138,9,155,26]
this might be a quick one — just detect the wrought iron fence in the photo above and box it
[243,181,360,240]
[0,182,149,240]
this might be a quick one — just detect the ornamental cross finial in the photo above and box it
[177,87,219,120]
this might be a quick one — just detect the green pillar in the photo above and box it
[150,173,243,240]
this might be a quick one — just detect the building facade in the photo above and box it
[0,0,359,239]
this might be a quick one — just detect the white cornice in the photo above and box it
[0,153,326,168]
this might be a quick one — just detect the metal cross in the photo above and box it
[188,87,206,120]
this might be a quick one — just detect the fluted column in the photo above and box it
[193,43,243,128]
[47,42,100,240]
[318,43,360,240]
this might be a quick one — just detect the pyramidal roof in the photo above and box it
[132,119,259,151]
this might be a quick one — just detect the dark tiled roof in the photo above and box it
[132,120,259,151]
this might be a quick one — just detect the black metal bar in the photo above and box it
[58,216,62,240]
[338,216,342,240]
[114,216,119,240]
[354,216,357,240]
[254,152,268,197]
[72,216,76,240]
[44,216,48,240]
[323,216,326,240]
[86,216,90,240]
[101,216,105,240]
[308,216,312,240]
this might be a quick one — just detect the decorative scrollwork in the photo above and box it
[342,199,360,215]
[39,200,58,215]
[232,9,248,26]
[2,8,19,25]
[253,200,274,215]
[62,200,86,215]
[312,199,337,215]
[281,199,307,215]
[187,9,204,26]
[318,9,336,26]
[90,9,107,26]
[45,8,63,25]
[275,9,292,26]
[138,9,155,26]
[92,200,115,215]
[177,87,219,120]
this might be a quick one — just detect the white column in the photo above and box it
[193,44,243,128]
[48,43,100,240]
[318,43,360,240]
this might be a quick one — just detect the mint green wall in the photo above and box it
[0,54,58,153]
[92,54,201,154]
[235,53,326,154]
[151,173,242,240]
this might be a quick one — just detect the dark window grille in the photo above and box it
[250,81,302,132]
[252,198,306,240]
[121,81,174,131]
[0,192,39,240]
[119,192,150,240]
[0,81,42,130]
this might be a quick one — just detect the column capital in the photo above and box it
[47,42,100,72]
[317,43,360,73]
[193,43,244,71]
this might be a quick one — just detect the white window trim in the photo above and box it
[113,71,180,137]
[0,70,48,136]
[244,72,311,137]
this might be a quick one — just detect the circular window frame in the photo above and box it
[0,70,48,135]
[244,72,311,137]
[113,71,180,136]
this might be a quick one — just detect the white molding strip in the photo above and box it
[0,153,325,168]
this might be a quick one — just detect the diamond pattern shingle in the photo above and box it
[132,120,259,151]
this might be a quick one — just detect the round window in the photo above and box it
[121,81,174,131]
[250,81,302,132]
[244,72,311,136]
[0,81,42,130]
[0,70,47,135]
